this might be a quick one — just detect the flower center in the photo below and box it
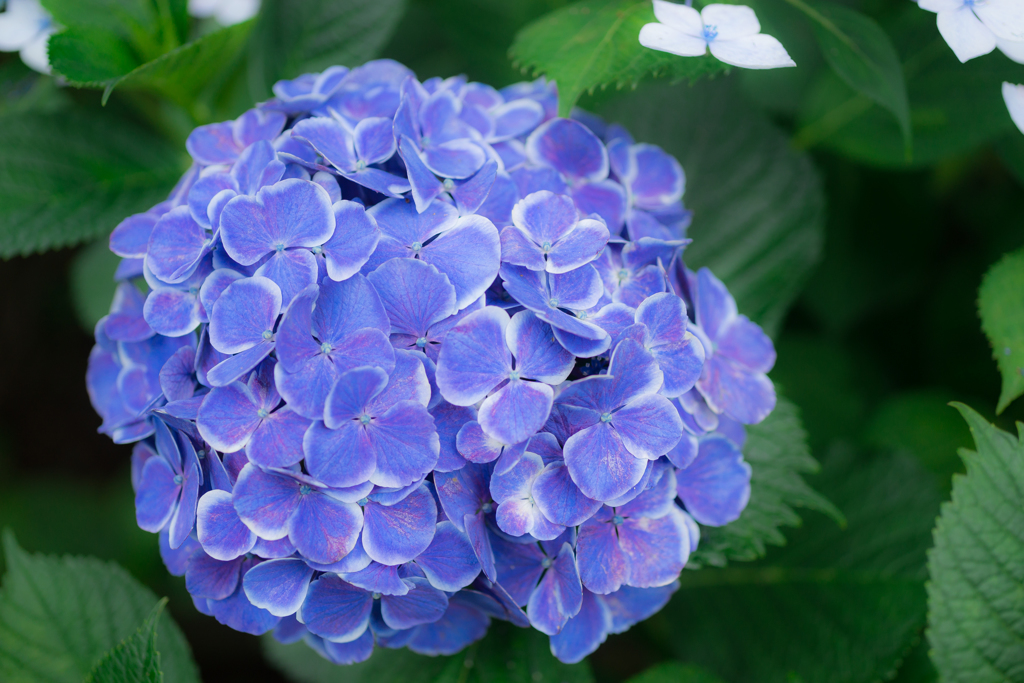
[481,502,493,513]
[600,412,613,423]
[173,474,183,485]
[262,330,273,340]
[548,298,558,308]
[703,25,718,42]
[358,497,368,507]
[617,268,629,281]
[372,592,382,600]
[443,178,455,191]
[542,240,552,253]
[612,514,625,525]
[359,414,372,425]
[416,336,427,348]
[411,241,423,252]
[197,449,206,459]
[357,159,367,171]
[541,557,553,569]
[299,484,312,496]
[257,408,269,419]
[274,243,286,253]
[311,245,323,256]
[188,287,199,296]
[321,342,332,354]
[509,370,520,381]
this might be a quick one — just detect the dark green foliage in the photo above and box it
[86,600,167,683]
[978,248,1024,414]
[625,662,724,683]
[926,405,1024,683]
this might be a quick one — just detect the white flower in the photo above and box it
[188,0,260,26]
[1004,82,1024,134]
[0,0,55,73]
[638,1,795,69]
[917,0,1024,64]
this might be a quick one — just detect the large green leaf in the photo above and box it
[248,0,409,100]
[86,599,166,683]
[599,80,825,336]
[647,446,944,683]
[785,0,910,153]
[978,248,1024,414]
[0,107,184,258]
[510,0,727,117]
[690,397,842,568]
[926,404,1024,683]
[625,662,724,683]
[264,621,592,683]
[0,532,198,683]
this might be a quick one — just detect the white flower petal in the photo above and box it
[918,0,964,13]
[0,0,48,52]
[937,6,997,62]
[215,0,260,25]
[1003,82,1024,135]
[19,29,51,73]
[709,33,796,69]
[997,37,1024,63]
[974,0,1024,42]
[701,3,761,41]
[639,23,708,57]
[188,0,224,18]
[652,0,703,36]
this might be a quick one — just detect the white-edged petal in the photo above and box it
[709,33,796,69]
[918,0,964,13]
[997,37,1024,63]
[0,0,49,52]
[652,0,704,35]
[639,23,708,57]
[974,0,1024,42]
[701,4,761,41]
[19,29,51,73]
[1003,82,1024,135]
[215,0,260,25]
[937,6,997,62]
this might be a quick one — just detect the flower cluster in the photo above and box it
[86,58,777,665]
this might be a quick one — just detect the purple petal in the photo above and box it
[186,121,238,166]
[697,355,776,425]
[206,341,275,388]
[500,226,547,271]
[300,576,373,642]
[546,218,609,275]
[717,315,776,373]
[196,383,259,453]
[243,558,314,617]
[613,394,683,460]
[245,407,310,469]
[433,464,491,532]
[197,489,257,561]
[419,214,501,310]
[254,249,318,306]
[220,179,335,265]
[208,582,282,635]
[563,422,648,502]
[490,535,544,606]
[322,201,381,282]
[110,212,159,258]
[365,400,439,487]
[605,338,664,406]
[186,553,242,600]
[366,257,457,337]
[272,285,320,372]
[603,583,677,633]
[147,207,209,283]
[456,421,503,464]
[159,346,196,402]
[407,593,489,655]
[533,462,602,527]
[342,562,409,596]
[478,379,552,446]
[290,490,363,565]
[511,191,578,245]
[106,283,154,342]
[362,484,437,565]
[477,170,519,226]
[572,180,627,236]
[291,117,358,172]
[232,464,301,540]
[422,139,486,179]
[507,310,574,384]
[527,119,608,184]
[324,366,389,426]
[322,630,375,664]
[315,275,392,344]
[303,420,377,488]
[694,268,736,341]
[271,614,307,644]
[366,348,430,413]
[618,508,690,587]
[577,516,628,594]
[492,99,544,141]
[368,196,459,253]
[135,455,180,533]
[549,589,612,664]
[354,116,396,164]
[676,435,751,526]
[380,577,448,629]
[465,513,496,582]
[631,144,685,210]
[399,136,445,211]
[160,530,200,577]
[431,402,474,471]
[414,520,481,591]
[618,463,676,519]
[435,306,512,405]
[451,159,497,216]
[527,542,583,635]
[144,287,202,338]
[208,276,282,354]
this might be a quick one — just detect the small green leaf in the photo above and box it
[86,599,167,683]
[0,107,184,258]
[926,404,1024,683]
[264,621,593,683]
[0,531,199,683]
[42,0,177,64]
[48,27,140,84]
[978,248,1024,414]
[510,0,727,117]
[599,80,825,336]
[248,0,409,100]
[786,0,911,154]
[70,239,121,332]
[625,662,724,683]
[690,397,842,568]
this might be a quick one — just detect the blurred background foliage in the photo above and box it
[1,0,1023,681]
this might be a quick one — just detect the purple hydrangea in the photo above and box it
[86,58,777,665]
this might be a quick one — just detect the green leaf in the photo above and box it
[0,107,184,258]
[42,0,179,66]
[926,404,1024,683]
[264,621,593,683]
[86,599,167,683]
[785,0,911,154]
[978,248,1024,414]
[625,662,724,683]
[510,0,727,117]
[648,446,944,683]
[690,397,842,568]
[996,131,1024,187]
[70,239,122,332]
[48,27,140,84]
[599,80,825,336]
[248,0,409,100]
[0,531,198,683]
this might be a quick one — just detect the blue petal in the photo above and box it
[526,118,608,184]
[208,579,282,635]
[414,520,481,591]
[380,577,448,629]
[242,558,314,617]
[451,159,497,216]
[549,589,612,663]
[506,310,574,384]
[526,542,583,635]
[366,257,457,337]
[576,515,628,594]
[146,206,209,283]
[546,218,609,275]
[299,575,373,643]
[208,276,282,354]
[477,170,519,226]
[465,513,496,582]
[430,402,474,472]
[434,464,491,532]
[399,136,444,212]
[455,421,504,464]
[490,535,545,606]
[354,116,397,164]
[322,629,375,664]
[206,340,275,388]
[407,593,489,655]
[500,226,547,271]
[511,191,578,245]
[618,508,690,587]
[314,274,392,344]
[368,197,460,254]
[197,489,256,561]
[322,200,381,282]
[196,382,260,453]
[324,366,390,426]
[613,393,683,460]
[135,455,179,533]
[106,283,155,342]
[254,249,319,306]
[342,562,410,596]
[694,267,737,341]
[231,464,301,540]
[186,552,242,600]
[366,400,440,488]
[246,407,310,469]
[289,489,363,565]
[158,346,196,402]
[291,117,358,173]
[303,420,377,488]
[419,214,501,310]
[533,462,602,527]
[563,422,647,503]
[571,180,627,236]
[697,355,776,425]
[110,211,159,258]
[435,306,512,405]
[676,435,751,526]
[477,379,552,446]
[361,484,437,565]
[602,583,678,634]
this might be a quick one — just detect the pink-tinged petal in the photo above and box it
[186,553,242,600]
[196,383,260,453]
[533,462,602,527]
[527,119,609,184]
[434,464,491,532]
[527,542,583,635]
[324,366,390,427]
[456,421,504,464]
[577,518,628,594]
[289,491,363,565]
[243,558,313,617]
[135,456,180,533]
[419,214,501,310]
[367,400,440,488]
[147,207,209,283]
[431,402,474,471]
[367,349,430,412]
[220,179,335,265]
[613,393,683,459]
[507,310,574,384]
[563,422,648,502]
[380,577,448,629]
[414,521,481,591]
[550,589,613,663]
[291,117,358,172]
[232,464,301,540]
[300,576,373,642]
[495,498,540,537]
[246,407,310,469]
[303,420,377,488]
[716,315,776,373]
[697,355,776,425]
[254,249,318,306]
[197,489,257,561]
[367,257,457,337]
[209,276,282,354]
[436,306,512,405]
[322,201,381,282]
[618,508,689,587]
[234,108,287,148]
[362,485,437,565]
[676,435,751,526]
[478,379,553,446]
[500,226,548,271]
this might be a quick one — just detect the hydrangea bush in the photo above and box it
[86,58,777,665]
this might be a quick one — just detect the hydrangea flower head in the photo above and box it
[86,58,778,665]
